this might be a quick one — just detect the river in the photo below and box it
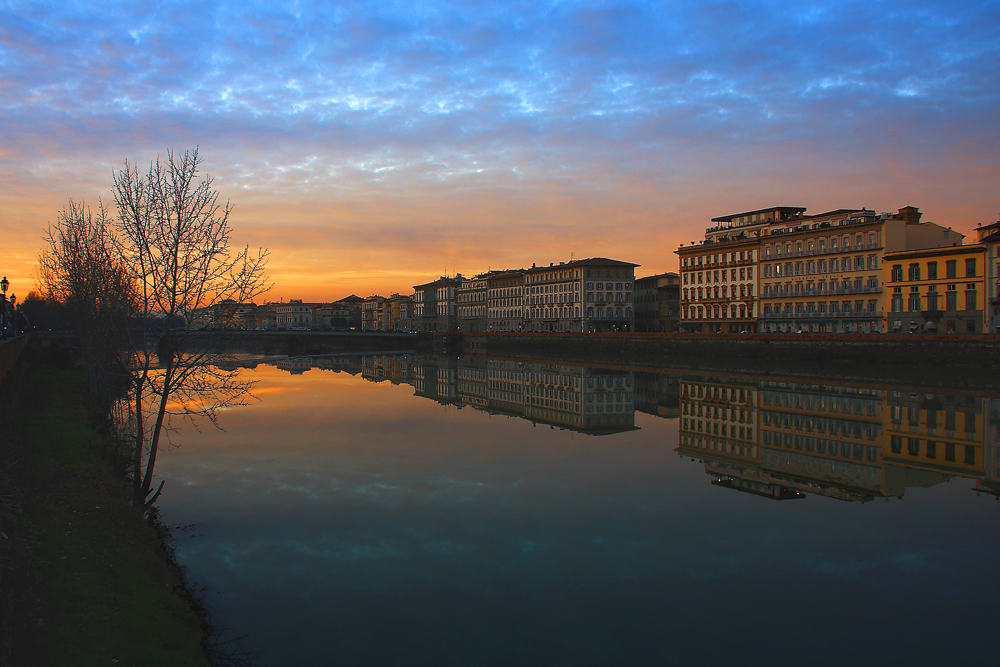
[155,353,1000,666]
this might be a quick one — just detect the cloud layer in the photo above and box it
[2,1,998,297]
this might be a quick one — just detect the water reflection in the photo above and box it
[679,375,1000,501]
[250,352,1000,502]
[160,353,1000,666]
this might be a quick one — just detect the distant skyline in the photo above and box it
[2,1,998,301]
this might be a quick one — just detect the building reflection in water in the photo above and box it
[680,373,999,502]
[257,352,997,501]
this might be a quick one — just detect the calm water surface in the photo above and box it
[156,355,1000,666]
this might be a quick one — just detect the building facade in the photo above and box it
[413,276,464,332]
[275,300,318,329]
[883,244,986,333]
[678,205,966,334]
[456,273,489,332]
[382,293,414,332]
[361,295,385,331]
[524,258,637,333]
[634,272,680,333]
[974,220,1000,334]
[677,238,758,333]
[487,270,525,332]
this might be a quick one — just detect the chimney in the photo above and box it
[897,206,922,225]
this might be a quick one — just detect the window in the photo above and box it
[946,260,957,279]
[927,262,938,279]
[908,263,921,281]
[965,287,977,311]
[946,287,957,311]
[966,258,976,277]
[965,446,976,465]
[945,412,956,431]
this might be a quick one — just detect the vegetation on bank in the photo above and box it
[1,343,211,666]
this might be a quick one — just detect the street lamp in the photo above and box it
[0,276,8,338]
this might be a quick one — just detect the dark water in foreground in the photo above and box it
[156,355,1000,666]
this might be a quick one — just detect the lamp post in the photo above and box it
[0,276,8,339]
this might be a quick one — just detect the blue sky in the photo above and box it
[2,0,998,298]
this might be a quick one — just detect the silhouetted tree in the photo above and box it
[39,149,270,509]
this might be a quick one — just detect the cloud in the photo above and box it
[1,0,998,297]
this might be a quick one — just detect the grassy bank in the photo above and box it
[1,343,211,666]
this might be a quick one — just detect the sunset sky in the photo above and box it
[2,0,998,301]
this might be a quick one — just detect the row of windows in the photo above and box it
[684,304,754,319]
[761,277,878,296]
[762,411,879,438]
[682,402,753,422]
[680,250,755,267]
[763,232,878,257]
[682,418,754,441]
[762,431,881,462]
[681,384,752,401]
[763,255,877,277]
[890,288,977,312]
[683,268,752,284]
[889,407,976,432]
[761,391,879,414]
[890,258,976,282]
[684,285,753,300]
[763,301,877,315]
[889,436,977,465]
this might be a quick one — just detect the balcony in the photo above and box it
[764,242,881,261]
[759,285,882,299]
[761,310,883,320]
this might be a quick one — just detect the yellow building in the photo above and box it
[883,244,987,333]
[882,390,985,480]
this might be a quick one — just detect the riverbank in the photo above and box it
[0,343,212,666]
[466,332,1000,389]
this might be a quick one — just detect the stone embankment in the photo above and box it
[463,332,1000,388]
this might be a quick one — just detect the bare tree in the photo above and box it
[39,149,270,509]
[38,200,136,418]
[111,148,270,508]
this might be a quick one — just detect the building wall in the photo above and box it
[677,243,757,333]
[457,275,488,332]
[883,245,986,333]
[634,273,679,333]
[882,390,985,479]
[487,271,525,332]
[758,220,883,333]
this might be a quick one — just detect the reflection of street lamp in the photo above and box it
[0,276,8,338]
